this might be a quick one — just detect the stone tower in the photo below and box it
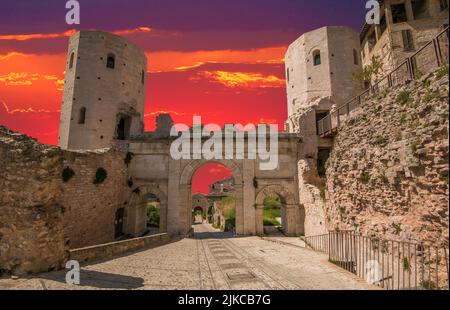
[58,31,148,150]
[285,26,361,133]
[284,26,361,237]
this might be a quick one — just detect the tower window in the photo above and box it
[402,29,414,51]
[391,4,408,23]
[116,115,131,140]
[107,54,115,69]
[316,111,328,135]
[353,49,359,65]
[412,0,429,19]
[313,50,321,66]
[286,68,290,82]
[317,148,331,177]
[141,70,145,84]
[367,30,377,52]
[69,52,75,69]
[78,107,86,124]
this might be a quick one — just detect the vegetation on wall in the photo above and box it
[217,196,236,231]
[124,152,134,166]
[93,167,108,185]
[263,194,281,227]
[147,205,160,228]
[62,167,75,183]
[353,55,383,86]
[127,178,134,188]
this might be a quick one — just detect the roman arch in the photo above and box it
[255,184,305,236]
[124,129,304,237]
[180,159,243,234]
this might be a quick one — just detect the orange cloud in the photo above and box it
[144,110,186,117]
[147,46,286,73]
[0,100,53,114]
[114,27,153,36]
[0,72,34,86]
[197,70,285,89]
[0,72,64,90]
[0,30,77,41]
[0,27,155,41]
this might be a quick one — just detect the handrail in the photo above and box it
[305,231,449,290]
[318,26,449,137]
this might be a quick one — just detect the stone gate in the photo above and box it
[122,127,304,237]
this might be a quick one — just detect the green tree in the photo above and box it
[353,55,383,86]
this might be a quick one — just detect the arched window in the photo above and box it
[141,70,145,84]
[313,50,321,66]
[106,54,115,69]
[353,49,359,65]
[69,52,75,69]
[78,107,86,124]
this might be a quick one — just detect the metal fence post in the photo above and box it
[433,38,441,68]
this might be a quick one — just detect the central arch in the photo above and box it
[179,159,244,236]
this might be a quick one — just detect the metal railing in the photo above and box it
[305,231,449,290]
[304,233,329,254]
[318,26,449,137]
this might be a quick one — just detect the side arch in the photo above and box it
[126,183,168,236]
[255,184,301,236]
[255,184,296,206]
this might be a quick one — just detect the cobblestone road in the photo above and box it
[0,223,376,290]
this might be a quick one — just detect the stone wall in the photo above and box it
[69,233,170,263]
[0,128,68,275]
[61,148,129,249]
[324,68,449,246]
[0,126,128,275]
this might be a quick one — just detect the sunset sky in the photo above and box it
[0,0,366,193]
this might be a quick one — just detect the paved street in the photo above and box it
[0,223,376,290]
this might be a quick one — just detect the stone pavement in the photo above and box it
[0,223,376,290]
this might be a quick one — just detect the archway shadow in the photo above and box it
[40,269,144,289]
[194,230,234,240]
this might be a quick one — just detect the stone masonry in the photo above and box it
[0,126,129,275]
[324,68,449,247]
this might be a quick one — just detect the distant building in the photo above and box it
[208,178,235,197]
[360,0,449,73]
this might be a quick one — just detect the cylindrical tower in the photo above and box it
[285,26,361,129]
[58,31,147,150]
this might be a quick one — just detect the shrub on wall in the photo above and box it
[124,152,134,166]
[62,167,75,183]
[93,168,108,185]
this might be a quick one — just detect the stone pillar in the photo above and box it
[159,205,167,233]
[375,25,382,40]
[405,0,414,21]
[167,159,181,236]
[285,204,299,236]
[298,205,306,236]
[386,2,394,25]
[242,160,256,235]
[255,205,264,235]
